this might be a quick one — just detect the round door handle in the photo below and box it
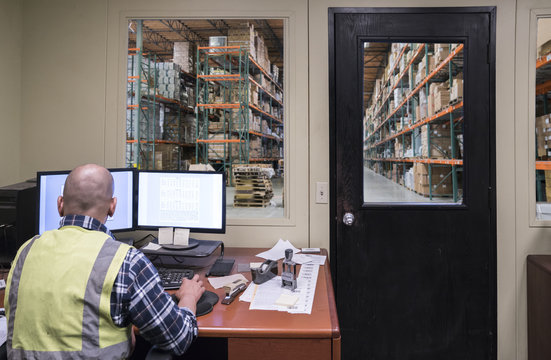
[343,212,355,226]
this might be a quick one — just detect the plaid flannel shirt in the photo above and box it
[59,215,198,356]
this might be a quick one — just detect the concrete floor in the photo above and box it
[226,176,284,218]
[364,167,459,203]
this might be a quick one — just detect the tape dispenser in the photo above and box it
[251,259,278,285]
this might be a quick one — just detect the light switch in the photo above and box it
[316,182,328,203]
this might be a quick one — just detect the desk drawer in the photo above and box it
[228,338,332,360]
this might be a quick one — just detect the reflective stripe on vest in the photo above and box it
[6,229,131,359]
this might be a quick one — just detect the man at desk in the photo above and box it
[4,164,205,359]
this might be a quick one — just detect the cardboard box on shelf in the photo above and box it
[450,79,463,103]
[434,43,450,64]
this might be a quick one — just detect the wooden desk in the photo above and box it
[194,247,340,360]
[0,248,341,360]
[528,255,551,360]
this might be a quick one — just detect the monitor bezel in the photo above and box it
[136,170,226,234]
[36,167,137,234]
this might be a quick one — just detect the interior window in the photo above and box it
[535,17,551,220]
[363,42,464,203]
[125,19,285,219]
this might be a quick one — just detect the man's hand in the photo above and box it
[174,274,205,314]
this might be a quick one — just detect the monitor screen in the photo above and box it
[37,168,135,234]
[137,171,226,233]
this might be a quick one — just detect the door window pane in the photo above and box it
[535,17,551,220]
[125,19,285,219]
[363,42,464,203]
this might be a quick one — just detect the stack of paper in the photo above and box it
[240,263,320,315]
[256,239,300,260]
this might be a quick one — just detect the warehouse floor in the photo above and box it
[226,177,284,218]
[364,167,454,203]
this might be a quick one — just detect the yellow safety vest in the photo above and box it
[4,226,132,359]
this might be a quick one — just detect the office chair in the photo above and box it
[145,346,172,360]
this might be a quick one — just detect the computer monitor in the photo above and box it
[36,168,135,234]
[137,170,226,234]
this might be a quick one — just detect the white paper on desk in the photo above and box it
[207,274,248,289]
[287,263,320,314]
[141,242,162,251]
[0,316,6,347]
[293,254,326,266]
[239,282,256,302]
[256,239,300,261]
[249,276,285,310]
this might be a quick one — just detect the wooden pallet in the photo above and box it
[233,198,271,207]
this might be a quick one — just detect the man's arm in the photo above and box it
[111,249,199,356]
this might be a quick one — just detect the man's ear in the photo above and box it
[108,197,117,217]
[57,196,64,217]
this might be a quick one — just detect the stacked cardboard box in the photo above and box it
[428,82,450,116]
[536,114,551,158]
[450,74,464,103]
[142,144,179,170]
[421,124,452,158]
[207,134,239,160]
[156,62,182,100]
[414,163,454,196]
[173,42,195,74]
[434,43,450,64]
[228,23,256,60]
[249,137,263,158]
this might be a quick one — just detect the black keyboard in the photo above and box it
[157,267,195,289]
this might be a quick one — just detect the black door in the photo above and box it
[329,8,496,359]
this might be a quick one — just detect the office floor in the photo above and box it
[225,177,284,218]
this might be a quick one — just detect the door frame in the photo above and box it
[328,6,497,354]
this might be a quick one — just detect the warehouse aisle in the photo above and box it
[363,167,450,203]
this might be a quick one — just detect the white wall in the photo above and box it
[0,0,22,186]
[4,0,549,358]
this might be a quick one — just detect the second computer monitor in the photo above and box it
[137,170,226,233]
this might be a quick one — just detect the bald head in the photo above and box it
[57,164,117,223]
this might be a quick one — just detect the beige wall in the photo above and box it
[4,0,551,358]
[0,0,22,186]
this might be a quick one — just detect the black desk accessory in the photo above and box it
[141,238,223,258]
[206,258,235,277]
[251,259,278,285]
[159,238,200,251]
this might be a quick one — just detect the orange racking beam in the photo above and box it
[536,80,551,96]
[196,139,245,143]
[536,161,551,170]
[197,103,241,109]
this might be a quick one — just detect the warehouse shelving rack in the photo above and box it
[535,51,551,201]
[126,19,196,170]
[195,45,283,183]
[126,48,195,170]
[364,43,464,201]
[126,48,159,169]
